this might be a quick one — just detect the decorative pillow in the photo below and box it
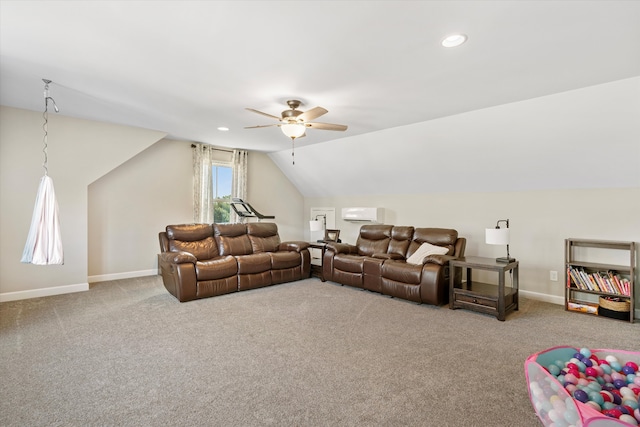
[406,242,449,265]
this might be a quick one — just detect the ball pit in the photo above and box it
[525,346,640,426]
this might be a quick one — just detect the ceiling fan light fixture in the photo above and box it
[281,123,306,139]
[441,33,467,48]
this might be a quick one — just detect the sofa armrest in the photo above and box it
[423,254,457,266]
[159,251,197,264]
[325,242,357,254]
[278,241,310,252]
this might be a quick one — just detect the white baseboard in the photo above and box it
[519,289,564,305]
[0,283,89,303]
[88,269,158,284]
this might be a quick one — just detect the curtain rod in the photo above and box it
[191,144,234,153]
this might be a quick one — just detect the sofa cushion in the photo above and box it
[270,251,301,270]
[166,224,213,241]
[406,242,449,265]
[356,225,393,256]
[195,256,238,281]
[411,228,458,256]
[236,253,271,274]
[215,223,253,256]
[334,254,366,273]
[169,236,219,261]
[247,222,281,253]
[382,262,422,285]
[387,226,414,258]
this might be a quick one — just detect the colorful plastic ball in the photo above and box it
[623,365,637,375]
[547,364,561,376]
[585,400,602,411]
[626,362,639,372]
[614,379,628,389]
[601,390,614,402]
[610,361,622,372]
[573,389,589,403]
[585,367,598,378]
[605,355,619,364]
[603,408,623,418]
[588,391,605,405]
[616,405,631,415]
[580,348,592,358]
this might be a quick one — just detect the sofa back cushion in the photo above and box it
[387,226,414,258]
[247,222,281,253]
[356,225,393,256]
[407,228,458,258]
[214,223,253,256]
[166,224,218,260]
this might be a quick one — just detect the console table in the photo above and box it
[449,256,519,321]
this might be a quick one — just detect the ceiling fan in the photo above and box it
[245,100,348,165]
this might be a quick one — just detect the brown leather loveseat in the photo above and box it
[323,225,465,305]
[159,222,310,302]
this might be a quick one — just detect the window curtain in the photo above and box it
[192,144,215,223]
[192,144,248,224]
[231,149,248,223]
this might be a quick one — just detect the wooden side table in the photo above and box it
[308,242,327,280]
[449,256,519,321]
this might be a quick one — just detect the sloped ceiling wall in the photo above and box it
[269,77,640,197]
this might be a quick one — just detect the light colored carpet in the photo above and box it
[1,276,638,426]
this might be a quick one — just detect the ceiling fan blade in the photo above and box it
[246,108,281,121]
[298,106,328,122]
[244,124,280,129]
[306,122,348,131]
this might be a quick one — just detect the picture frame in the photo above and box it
[324,229,340,242]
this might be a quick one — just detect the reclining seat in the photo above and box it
[246,222,311,284]
[159,224,238,302]
[363,226,414,293]
[215,223,272,291]
[381,228,465,305]
[323,225,393,289]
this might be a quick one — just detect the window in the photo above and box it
[212,164,232,223]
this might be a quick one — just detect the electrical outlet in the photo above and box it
[550,271,558,281]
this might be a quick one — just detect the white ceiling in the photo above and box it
[1,1,639,154]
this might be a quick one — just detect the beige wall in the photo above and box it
[86,140,306,281]
[0,106,166,299]
[304,188,640,307]
[87,139,193,280]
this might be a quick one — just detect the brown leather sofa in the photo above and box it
[158,222,310,302]
[323,225,465,305]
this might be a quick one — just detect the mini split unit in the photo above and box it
[341,207,384,223]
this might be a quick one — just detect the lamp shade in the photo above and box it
[309,220,323,231]
[281,123,306,139]
[486,228,510,245]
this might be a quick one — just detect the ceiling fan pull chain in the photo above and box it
[291,139,295,165]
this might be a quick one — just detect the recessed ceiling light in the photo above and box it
[441,34,467,48]
[217,127,229,131]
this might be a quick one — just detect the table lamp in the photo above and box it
[486,219,515,263]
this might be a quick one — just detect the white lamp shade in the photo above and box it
[485,228,510,245]
[281,123,306,139]
[309,220,323,231]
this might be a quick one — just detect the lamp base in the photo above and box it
[496,257,516,263]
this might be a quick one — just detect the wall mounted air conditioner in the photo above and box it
[341,207,384,223]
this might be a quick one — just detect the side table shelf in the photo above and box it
[309,242,326,281]
[449,256,519,321]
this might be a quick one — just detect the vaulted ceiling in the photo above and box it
[1,1,639,157]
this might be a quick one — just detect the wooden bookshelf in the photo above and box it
[565,239,636,323]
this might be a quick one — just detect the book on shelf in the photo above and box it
[567,266,631,296]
